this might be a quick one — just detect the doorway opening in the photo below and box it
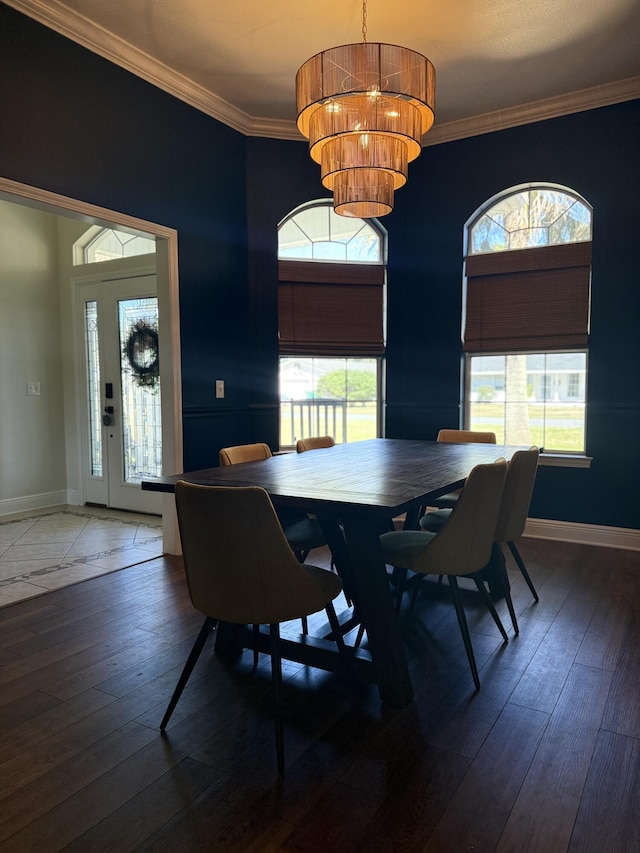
[0,176,182,552]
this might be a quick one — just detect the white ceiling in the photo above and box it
[8,0,640,144]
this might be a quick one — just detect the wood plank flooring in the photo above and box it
[0,537,639,851]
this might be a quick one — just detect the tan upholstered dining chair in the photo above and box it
[420,447,540,633]
[437,429,497,444]
[296,435,336,452]
[294,432,345,586]
[219,442,327,563]
[219,442,329,637]
[161,481,350,775]
[430,428,497,509]
[219,442,272,466]
[380,458,508,690]
[493,446,540,604]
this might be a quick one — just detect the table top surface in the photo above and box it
[143,438,524,517]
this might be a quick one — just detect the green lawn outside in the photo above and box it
[280,401,586,452]
[470,401,586,452]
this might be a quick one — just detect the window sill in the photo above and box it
[539,453,592,469]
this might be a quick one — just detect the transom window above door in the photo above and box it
[73,226,156,265]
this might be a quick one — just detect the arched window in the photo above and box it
[278,203,383,263]
[463,185,592,455]
[469,187,591,254]
[277,201,386,447]
[73,226,156,265]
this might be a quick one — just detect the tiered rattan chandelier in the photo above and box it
[295,0,436,218]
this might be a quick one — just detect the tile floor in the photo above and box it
[0,505,163,609]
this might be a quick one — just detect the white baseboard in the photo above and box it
[1,493,636,552]
[524,518,640,551]
[0,490,70,518]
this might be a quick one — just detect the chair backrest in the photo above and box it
[175,481,335,624]
[494,447,539,542]
[219,442,272,466]
[437,429,497,444]
[296,435,336,453]
[415,459,507,576]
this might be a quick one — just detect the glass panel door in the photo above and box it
[85,300,103,477]
[78,275,162,513]
[117,297,162,484]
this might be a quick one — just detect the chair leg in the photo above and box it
[269,623,285,775]
[409,575,444,613]
[160,616,216,731]
[472,577,509,642]
[494,553,520,635]
[407,573,424,613]
[503,585,519,636]
[294,550,310,634]
[448,576,481,690]
[508,540,539,602]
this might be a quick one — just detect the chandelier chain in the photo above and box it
[362,0,367,43]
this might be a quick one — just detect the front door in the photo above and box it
[78,274,162,514]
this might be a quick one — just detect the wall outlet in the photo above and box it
[215,379,224,398]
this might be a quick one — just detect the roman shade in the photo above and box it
[463,242,592,352]
[278,259,385,356]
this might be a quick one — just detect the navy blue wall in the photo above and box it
[0,5,250,472]
[2,5,639,529]
[389,104,640,529]
[247,104,640,530]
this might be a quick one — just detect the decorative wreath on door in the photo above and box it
[124,320,160,390]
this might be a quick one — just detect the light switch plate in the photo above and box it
[27,380,41,396]
[215,379,224,398]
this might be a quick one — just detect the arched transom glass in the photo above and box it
[74,226,156,265]
[278,201,383,263]
[469,187,592,255]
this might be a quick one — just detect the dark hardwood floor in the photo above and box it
[1,536,639,851]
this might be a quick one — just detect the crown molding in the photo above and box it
[6,0,640,145]
[424,76,640,146]
[246,76,640,143]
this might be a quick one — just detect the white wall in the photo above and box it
[0,199,67,511]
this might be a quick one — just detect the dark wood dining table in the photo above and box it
[142,438,523,707]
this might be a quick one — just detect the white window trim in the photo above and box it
[539,453,592,468]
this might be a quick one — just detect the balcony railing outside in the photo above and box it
[284,398,347,445]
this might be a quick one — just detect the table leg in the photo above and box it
[215,512,413,707]
[338,512,414,708]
